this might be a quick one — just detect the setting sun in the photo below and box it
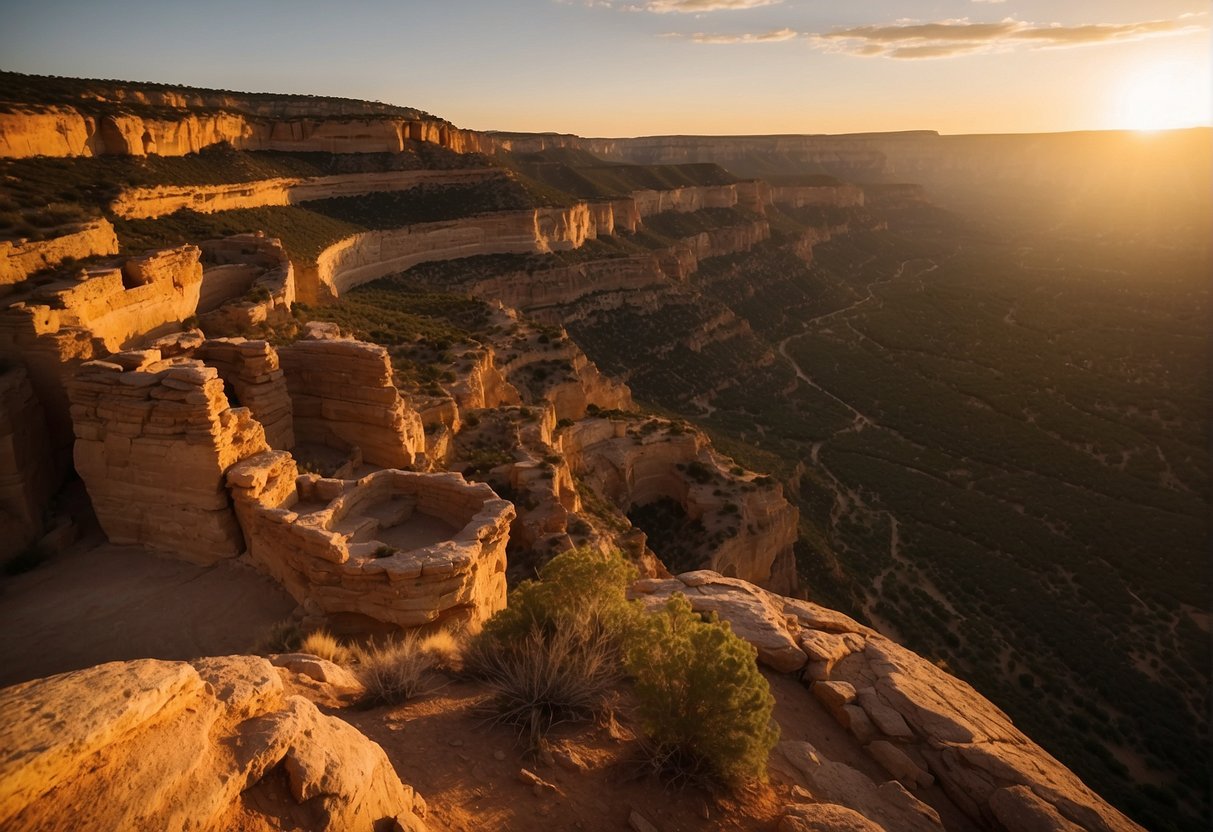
[1109,59,1212,131]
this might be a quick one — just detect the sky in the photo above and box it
[0,0,1209,136]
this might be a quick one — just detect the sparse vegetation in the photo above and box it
[355,634,450,706]
[626,594,778,789]
[299,629,350,664]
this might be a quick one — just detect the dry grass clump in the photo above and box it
[299,629,350,664]
[355,632,462,706]
[466,621,621,748]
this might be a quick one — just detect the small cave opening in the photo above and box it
[626,497,711,576]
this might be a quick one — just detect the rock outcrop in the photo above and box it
[0,220,119,287]
[633,571,1146,832]
[68,354,269,563]
[196,234,295,335]
[0,655,428,831]
[279,330,426,469]
[227,452,513,632]
[564,416,798,592]
[194,337,295,450]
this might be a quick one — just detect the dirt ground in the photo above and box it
[0,532,296,688]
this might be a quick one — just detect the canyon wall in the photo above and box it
[110,168,505,219]
[0,367,56,557]
[0,105,493,159]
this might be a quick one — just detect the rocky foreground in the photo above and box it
[0,570,1143,832]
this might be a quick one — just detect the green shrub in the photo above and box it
[477,546,638,648]
[624,594,778,789]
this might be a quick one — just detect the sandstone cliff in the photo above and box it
[0,220,119,287]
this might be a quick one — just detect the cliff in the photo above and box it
[0,104,494,159]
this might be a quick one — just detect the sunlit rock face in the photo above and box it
[68,354,270,564]
[0,656,429,832]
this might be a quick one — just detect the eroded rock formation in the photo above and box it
[0,220,119,287]
[68,354,269,563]
[228,452,512,632]
[279,329,425,469]
[0,655,428,831]
[563,416,798,592]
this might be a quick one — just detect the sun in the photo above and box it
[1109,60,1212,132]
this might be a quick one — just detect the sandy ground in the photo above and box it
[0,533,296,688]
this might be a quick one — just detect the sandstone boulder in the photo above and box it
[631,572,807,672]
[0,656,426,831]
[780,803,890,832]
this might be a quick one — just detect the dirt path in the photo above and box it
[0,535,296,687]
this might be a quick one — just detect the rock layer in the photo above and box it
[279,331,425,469]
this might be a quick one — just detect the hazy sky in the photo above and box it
[1,0,1209,136]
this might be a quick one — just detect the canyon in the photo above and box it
[0,72,1204,832]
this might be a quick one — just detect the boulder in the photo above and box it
[0,656,426,831]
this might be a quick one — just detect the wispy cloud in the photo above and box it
[810,15,1208,59]
[602,0,785,13]
[664,27,798,43]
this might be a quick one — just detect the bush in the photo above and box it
[466,624,619,747]
[477,547,639,649]
[624,594,779,789]
[468,547,640,745]
[299,629,349,664]
[355,635,446,706]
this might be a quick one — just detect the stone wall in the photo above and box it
[194,338,294,450]
[278,333,425,469]
[0,245,204,449]
[68,354,269,563]
[227,452,512,631]
[196,234,295,335]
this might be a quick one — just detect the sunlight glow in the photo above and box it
[1109,60,1212,132]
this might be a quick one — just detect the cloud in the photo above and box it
[810,15,1208,59]
[602,0,785,12]
[664,27,798,43]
